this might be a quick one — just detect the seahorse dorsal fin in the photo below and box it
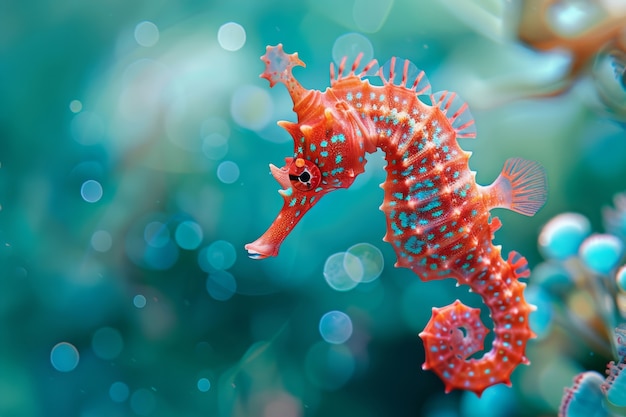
[379,57,432,95]
[431,90,476,139]
[484,158,548,216]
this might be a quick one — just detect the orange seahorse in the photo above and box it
[245,44,547,395]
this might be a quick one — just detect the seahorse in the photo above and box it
[245,44,547,395]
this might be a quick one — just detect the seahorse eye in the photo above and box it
[289,158,320,191]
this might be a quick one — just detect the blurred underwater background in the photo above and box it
[2,0,626,416]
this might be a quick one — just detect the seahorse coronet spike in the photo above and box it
[245,45,547,395]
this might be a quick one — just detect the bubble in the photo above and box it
[81,180,103,203]
[92,327,123,360]
[206,270,237,301]
[346,243,384,282]
[69,100,83,113]
[130,389,156,416]
[617,265,626,292]
[304,342,355,390]
[332,33,375,71]
[134,21,159,47]
[91,230,112,252]
[352,0,393,33]
[70,111,104,145]
[133,294,147,308]
[144,221,170,248]
[202,133,229,160]
[538,213,591,260]
[197,377,211,392]
[217,22,246,51]
[109,381,130,403]
[50,342,80,372]
[174,221,203,250]
[323,252,361,291]
[230,85,273,131]
[319,311,353,344]
[217,160,240,184]
[200,240,236,271]
[579,234,624,274]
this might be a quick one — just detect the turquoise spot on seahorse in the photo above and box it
[320,151,329,157]
[420,199,442,212]
[393,192,403,200]
[427,233,435,240]
[370,92,376,100]
[404,236,424,254]
[282,187,293,197]
[309,143,316,152]
[419,219,429,225]
[331,167,345,176]
[443,145,449,153]
[471,209,478,216]
[335,154,342,164]
[346,92,353,101]
[320,140,328,147]
[331,134,345,143]
[432,209,444,217]
[430,263,437,270]
[402,166,414,177]
[453,171,460,178]
[295,210,301,217]
[309,196,316,203]
[289,198,297,207]
[419,166,427,174]
[379,94,385,101]
[356,92,362,99]
[300,197,306,205]
[297,146,303,153]
[453,243,463,250]
[444,232,454,238]
[391,222,403,236]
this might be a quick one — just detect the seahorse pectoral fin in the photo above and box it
[482,157,548,216]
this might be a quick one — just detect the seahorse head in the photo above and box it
[245,45,371,259]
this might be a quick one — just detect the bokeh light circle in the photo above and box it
[91,327,124,360]
[199,240,237,271]
[81,180,103,203]
[130,389,156,416]
[538,213,591,260]
[197,377,211,392]
[109,381,130,403]
[133,294,147,308]
[50,342,80,372]
[319,310,353,344]
[202,133,229,160]
[323,252,360,291]
[217,161,240,184]
[579,234,624,274]
[174,220,203,250]
[144,221,170,248]
[206,270,237,301]
[134,21,159,47]
[91,230,112,252]
[217,22,246,51]
[230,85,273,131]
[346,243,384,282]
[69,100,82,113]
[332,33,374,69]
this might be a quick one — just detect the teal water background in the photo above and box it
[2,1,626,416]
